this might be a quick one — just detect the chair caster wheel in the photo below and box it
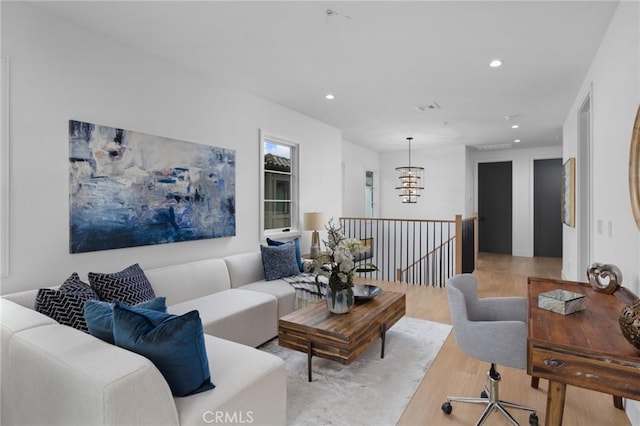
[529,413,539,426]
[441,402,452,415]
[480,390,488,398]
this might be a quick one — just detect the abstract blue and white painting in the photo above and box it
[69,120,235,253]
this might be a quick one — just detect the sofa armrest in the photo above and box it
[4,324,179,426]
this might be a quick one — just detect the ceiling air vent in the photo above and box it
[474,143,513,151]
[415,102,441,112]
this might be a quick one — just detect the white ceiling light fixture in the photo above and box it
[395,137,424,204]
[511,124,520,129]
[489,59,503,68]
[325,93,335,100]
[514,139,521,143]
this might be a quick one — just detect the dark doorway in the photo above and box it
[478,162,513,254]
[534,159,563,257]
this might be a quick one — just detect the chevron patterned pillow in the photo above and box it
[88,264,155,305]
[35,273,99,332]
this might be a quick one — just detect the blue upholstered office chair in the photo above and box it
[441,274,538,426]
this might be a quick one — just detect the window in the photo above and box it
[365,170,374,218]
[260,130,299,239]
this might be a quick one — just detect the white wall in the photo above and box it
[380,145,467,220]
[0,2,342,294]
[562,0,640,291]
[472,146,563,257]
[465,147,475,217]
[342,140,380,218]
[561,3,640,422]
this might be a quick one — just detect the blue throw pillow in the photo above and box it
[267,237,304,272]
[112,302,215,397]
[260,243,301,281]
[84,297,167,344]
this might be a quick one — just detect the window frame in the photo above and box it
[259,130,300,240]
[1,57,9,278]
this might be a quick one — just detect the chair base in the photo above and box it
[442,364,538,426]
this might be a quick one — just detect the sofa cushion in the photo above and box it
[223,252,265,288]
[113,302,215,397]
[260,243,300,281]
[84,297,167,344]
[267,237,304,272]
[169,289,278,348]
[89,264,155,304]
[34,273,99,333]
[144,258,231,305]
[174,334,286,426]
[238,280,296,319]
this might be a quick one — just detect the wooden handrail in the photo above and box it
[340,216,456,224]
[396,235,456,281]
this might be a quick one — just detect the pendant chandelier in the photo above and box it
[395,137,424,204]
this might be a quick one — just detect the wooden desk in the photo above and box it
[527,277,640,425]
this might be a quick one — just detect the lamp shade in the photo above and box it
[303,212,326,231]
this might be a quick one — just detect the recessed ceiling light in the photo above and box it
[325,93,335,100]
[514,139,521,143]
[511,124,519,129]
[489,59,503,68]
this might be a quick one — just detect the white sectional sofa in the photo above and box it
[1,250,301,426]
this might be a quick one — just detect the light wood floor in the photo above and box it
[360,253,631,426]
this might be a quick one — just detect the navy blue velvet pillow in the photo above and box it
[84,297,167,344]
[112,302,215,397]
[260,243,301,280]
[267,237,304,272]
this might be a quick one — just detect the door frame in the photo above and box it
[577,91,593,276]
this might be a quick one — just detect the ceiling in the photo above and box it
[32,1,620,152]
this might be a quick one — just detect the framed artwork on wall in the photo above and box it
[69,120,236,253]
[629,104,640,230]
[561,157,576,227]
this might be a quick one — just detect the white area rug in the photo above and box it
[260,316,452,426]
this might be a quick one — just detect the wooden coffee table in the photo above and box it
[278,290,406,381]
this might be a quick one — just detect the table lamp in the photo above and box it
[303,212,326,258]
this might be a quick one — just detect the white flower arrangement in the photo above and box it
[309,218,376,307]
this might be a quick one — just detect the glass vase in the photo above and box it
[326,287,353,314]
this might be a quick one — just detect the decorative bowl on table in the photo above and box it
[352,285,382,302]
[619,299,640,350]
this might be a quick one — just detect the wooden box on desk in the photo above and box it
[537,289,586,315]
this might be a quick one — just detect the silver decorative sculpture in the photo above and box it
[586,263,623,294]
